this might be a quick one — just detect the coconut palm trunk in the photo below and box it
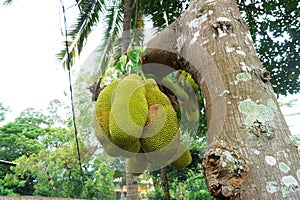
[121,0,139,199]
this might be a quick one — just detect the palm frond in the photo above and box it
[131,0,145,47]
[57,0,106,69]
[3,0,13,6]
[94,0,123,75]
[141,0,189,30]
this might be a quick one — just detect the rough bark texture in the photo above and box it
[126,160,139,200]
[161,167,171,200]
[144,0,300,199]
[122,0,133,54]
[122,1,139,199]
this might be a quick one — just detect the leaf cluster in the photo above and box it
[237,0,300,95]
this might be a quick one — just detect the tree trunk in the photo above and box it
[126,159,139,200]
[161,167,171,200]
[122,0,139,199]
[144,0,300,199]
[122,0,133,54]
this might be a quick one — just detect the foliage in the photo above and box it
[0,101,116,199]
[85,160,116,200]
[14,108,49,127]
[115,46,146,75]
[146,137,211,200]
[237,0,300,95]
[0,122,43,163]
[46,99,72,127]
[57,0,106,69]
[55,0,300,96]
[141,0,189,30]
[0,102,9,122]
[4,140,115,199]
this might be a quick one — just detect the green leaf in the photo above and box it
[116,55,128,73]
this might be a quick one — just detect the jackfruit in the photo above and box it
[94,79,122,157]
[174,70,187,83]
[186,75,199,92]
[95,78,121,138]
[161,77,189,101]
[181,94,199,123]
[127,150,149,176]
[141,103,180,166]
[171,143,192,169]
[185,110,199,123]
[143,79,180,166]
[109,74,148,153]
[144,78,171,107]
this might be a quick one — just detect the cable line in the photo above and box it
[60,0,88,198]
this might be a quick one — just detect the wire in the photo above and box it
[60,0,89,198]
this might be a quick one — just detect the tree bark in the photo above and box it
[121,0,139,199]
[126,159,139,200]
[122,0,133,54]
[144,0,300,199]
[161,167,170,200]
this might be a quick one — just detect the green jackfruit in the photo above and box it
[185,110,199,123]
[174,70,187,83]
[95,78,121,138]
[161,77,189,101]
[109,74,148,153]
[141,103,180,166]
[94,114,119,157]
[186,75,199,91]
[181,94,199,123]
[127,150,149,176]
[171,143,192,169]
[94,79,122,157]
[144,79,171,106]
[142,79,180,165]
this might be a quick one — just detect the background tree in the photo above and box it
[0,102,9,123]
[0,101,114,199]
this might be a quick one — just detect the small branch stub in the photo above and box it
[202,141,248,199]
[88,77,103,101]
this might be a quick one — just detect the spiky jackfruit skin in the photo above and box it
[141,104,179,152]
[171,143,192,169]
[141,80,180,166]
[94,79,122,157]
[186,75,199,91]
[143,79,171,106]
[94,115,120,157]
[127,150,149,176]
[95,78,121,138]
[109,74,148,153]
[161,77,189,101]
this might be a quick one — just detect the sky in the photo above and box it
[0,0,99,123]
[0,0,299,135]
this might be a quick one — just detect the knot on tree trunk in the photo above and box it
[202,140,248,199]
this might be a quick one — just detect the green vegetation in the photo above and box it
[2,0,299,199]
[0,100,116,199]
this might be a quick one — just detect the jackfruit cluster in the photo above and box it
[162,70,201,123]
[94,74,193,176]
